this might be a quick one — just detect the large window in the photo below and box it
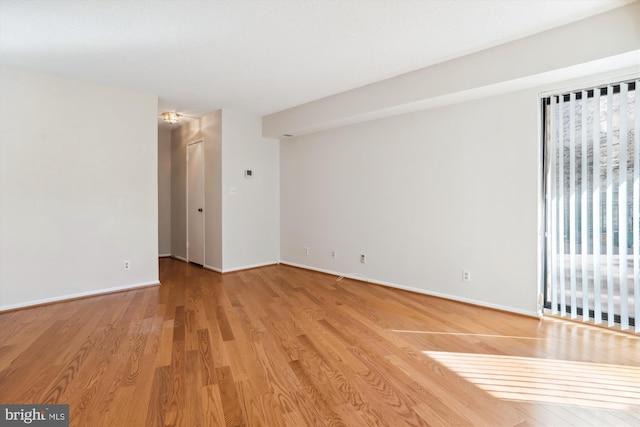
[542,79,639,332]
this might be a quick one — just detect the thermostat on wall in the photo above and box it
[244,169,253,178]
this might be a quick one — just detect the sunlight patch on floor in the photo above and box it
[424,351,640,411]
[390,330,544,340]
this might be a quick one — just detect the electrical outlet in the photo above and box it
[331,249,337,259]
[124,260,131,270]
[304,247,309,256]
[462,269,471,282]
[360,254,366,264]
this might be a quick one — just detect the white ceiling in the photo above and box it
[0,0,635,124]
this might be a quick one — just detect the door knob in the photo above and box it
[198,208,203,212]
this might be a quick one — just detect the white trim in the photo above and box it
[204,264,223,273]
[279,261,540,318]
[203,262,279,274]
[159,253,172,258]
[536,82,545,316]
[538,70,640,98]
[172,255,187,262]
[279,261,344,277]
[221,261,279,273]
[0,280,160,312]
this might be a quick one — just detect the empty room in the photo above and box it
[0,1,639,426]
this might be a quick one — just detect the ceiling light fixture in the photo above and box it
[162,112,180,124]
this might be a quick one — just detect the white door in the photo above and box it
[187,142,204,265]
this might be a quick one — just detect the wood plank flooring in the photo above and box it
[1,257,639,426]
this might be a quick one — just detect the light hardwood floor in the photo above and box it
[0,258,638,426]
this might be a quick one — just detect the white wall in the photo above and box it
[0,67,159,310]
[158,128,172,256]
[170,110,279,272]
[280,66,640,316]
[221,110,280,271]
[203,112,223,270]
[275,3,639,317]
[280,89,540,314]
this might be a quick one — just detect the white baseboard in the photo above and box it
[278,261,539,318]
[278,261,346,278]
[159,253,172,258]
[171,255,279,273]
[195,261,278,274]
[221,261,279,273]
[204,264,223,273]
[0,280,160,312]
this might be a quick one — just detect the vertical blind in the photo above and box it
[543,79,639,332]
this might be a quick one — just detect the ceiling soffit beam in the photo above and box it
[262,3,640,139]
